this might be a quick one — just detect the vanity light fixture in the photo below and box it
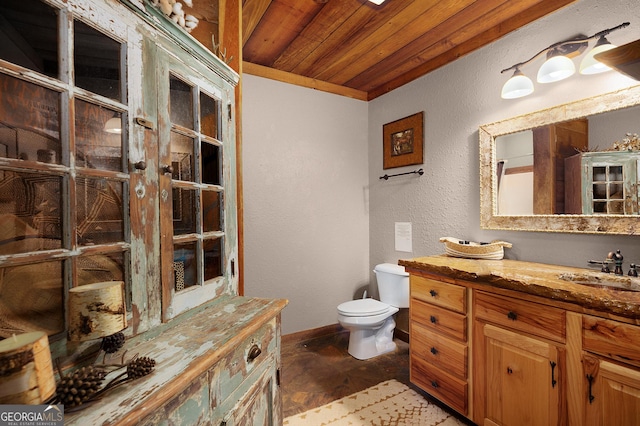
[368,0,386,4]
[104,115,122,134]
[500,22,629,99]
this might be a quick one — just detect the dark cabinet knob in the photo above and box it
[507,311,518,321]
[430,315,437,324]
[247,344,262,362]
[430,347,438,355]
[163,164,174,175]
[429,289,437,297]
[431,380,439,388]
[134,160,147,170]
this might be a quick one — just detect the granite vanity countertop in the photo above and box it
[399,255,640,319]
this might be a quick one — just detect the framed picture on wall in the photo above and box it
[382,111,424,169]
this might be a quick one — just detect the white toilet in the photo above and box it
[337,263,410,360]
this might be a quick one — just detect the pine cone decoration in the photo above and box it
[101,332,125,353]
[54,366,106,408]
[127,356,156,379]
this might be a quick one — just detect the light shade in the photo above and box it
[68,281,127,342]
[537,54,575,83]
[580,36,616,75]
[501,69,534,99]
[368,0,385,4]
[104,116,122,134]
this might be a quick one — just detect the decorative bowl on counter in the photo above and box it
[439,237,512,260]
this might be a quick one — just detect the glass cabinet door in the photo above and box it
[154,46,234,320]
[0,0,131,338]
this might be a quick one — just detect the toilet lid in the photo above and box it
[337,299,390,317]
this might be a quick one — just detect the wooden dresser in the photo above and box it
[401,255,640,426]
[65,296,287,425]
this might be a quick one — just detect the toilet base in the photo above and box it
[347,316,397,360]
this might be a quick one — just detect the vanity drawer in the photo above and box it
[474,292,565,343]
[411,322,467,380]
[411,298,467,342]
[583,315,640,368]
[411,275,466,314]
[411,354,468,415]
[210,318,277,405]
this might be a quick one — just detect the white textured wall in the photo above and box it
[242,76,369,335]
[369,0,640,274]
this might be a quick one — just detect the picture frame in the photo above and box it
[382,111,424,169]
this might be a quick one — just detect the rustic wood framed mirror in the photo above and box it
[480,84,640,234]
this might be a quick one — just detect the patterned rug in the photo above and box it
[283,379,466,425]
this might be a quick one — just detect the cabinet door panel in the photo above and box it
[483,324,561,426]
[584,358,640,426]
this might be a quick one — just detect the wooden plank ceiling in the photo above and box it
[241,0,577,100]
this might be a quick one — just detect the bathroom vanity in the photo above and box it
[400,255,640,426]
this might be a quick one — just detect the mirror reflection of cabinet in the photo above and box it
[565,151,639,215]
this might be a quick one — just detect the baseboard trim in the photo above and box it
[283,323,410,345]
[282,323,346,345]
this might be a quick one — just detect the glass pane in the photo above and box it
[201,142,221,185]
[75,100,123,171]
[609,201,624,215]
[77,252,125,286]
[0,0,59,79]
[202,190,222,232]
[204,238,223,281]
[170,75,193,129]
[609,165,623,182]
[174,242,197,290]
[592,166,606,182]
[0,74,61,162]
[171,132,194,182]
[172,187,196,235]
[0,171,62,250]
[200,92,219,138]
[593,183,606,200]
[76,177,124,245]
[609,183,623,199]
[74,20,123,102]
[0,260,64,337]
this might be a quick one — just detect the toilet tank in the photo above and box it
[374,263,410,308]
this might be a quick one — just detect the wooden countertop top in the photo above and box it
[399,255,640,319]
[64,295,288,425]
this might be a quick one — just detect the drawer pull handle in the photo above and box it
[430,315,437,324]
[247,344,262,362]
[507,367,513,375]
[550,361,557,388]
[586,374,595,404]
[430,347,438,355]
[431,380,439,388]
[429,289,437,297]
[507,311,518,321]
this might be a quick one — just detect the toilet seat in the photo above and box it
[337,298,390,317]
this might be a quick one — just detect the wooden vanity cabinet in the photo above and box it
[581,315,640,426]
[404,258,640,426]
[473,292,566,426]
[409,274,469,415]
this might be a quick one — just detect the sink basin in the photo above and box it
[558,272,640,292]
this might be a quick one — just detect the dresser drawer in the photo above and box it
[583,315,640,367]
[411,275,466,313]
[474,291,565,343]
[411,298,467,342]
[210,318,277,405]
[411,322,467,380]
[411,354,467,415]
